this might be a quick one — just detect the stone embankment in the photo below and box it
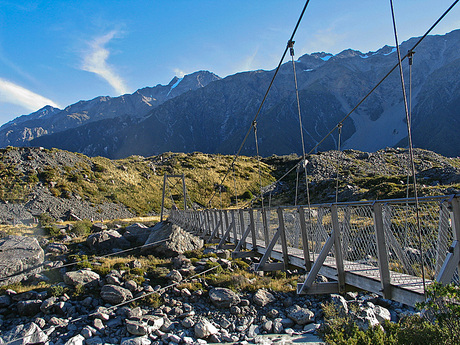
[0,222,417,345]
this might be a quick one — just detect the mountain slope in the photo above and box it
[0,71,220,148]
[9,30,460,157]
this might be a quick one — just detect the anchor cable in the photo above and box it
[389,0,426,296]
[206,0,312,207]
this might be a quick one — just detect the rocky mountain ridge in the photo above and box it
[1,31,460,158]
[0,71,220,148]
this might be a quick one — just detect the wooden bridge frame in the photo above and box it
[169,194,460,306]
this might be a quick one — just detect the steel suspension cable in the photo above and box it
[232,163,239,208]
[253,121,265,208]
[289,40,313,247]
[389,0,426,297]
[289,41,311,207]
[335,123,343,204]
[406,50,414,199]
[295,166,300,206]
[206,0,312,207]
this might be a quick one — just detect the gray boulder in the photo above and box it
[63,269,100,287]
[0,295,11,307]
[331,294,349,316]
[126,319,149,336]
[17,300,42,316]
[166,269,183,283]
[1,322,48,345]
[0,235,44,286]
[123,223,151,244]
[194,318,219,339]
[86,229,131,253]
[253,289,276,307]
[373,305,391,323]
[350,307,380,331]
[287,305,315,325]
[141,222,203,257]
[46,243,68,254]
[209,287,240,308]
[120,336,151,345]
[101,284,133,304]
[40,296,58,314]
[64,334,85,345]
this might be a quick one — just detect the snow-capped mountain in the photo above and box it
[2,30,460,158]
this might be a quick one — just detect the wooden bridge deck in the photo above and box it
[239,238,428,306]
[170,194,460,307]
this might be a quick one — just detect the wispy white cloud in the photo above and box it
[81,31,129,95]
[238,47,259,72]
[302,26,348,54]
[173,68,186,78]
[0,78,60,111]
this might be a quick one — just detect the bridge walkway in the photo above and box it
[169,194,460,306]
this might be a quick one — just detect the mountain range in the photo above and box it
[1,29,459,158]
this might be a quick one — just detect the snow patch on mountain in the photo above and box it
[343,103,407,152]
[167,78,183,96]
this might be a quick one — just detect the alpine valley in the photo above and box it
[1,30,459,159]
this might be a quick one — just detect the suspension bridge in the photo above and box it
[168,194,460,307]
[164,0,460,307]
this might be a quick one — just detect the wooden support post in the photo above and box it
[234,224,251,252]
[232,210,237,245]
[373,202,392,299]
[297,234,335,294]
[331,205,345,293]
[239,209,246,249]
[208,216,222,243]
[218,218,235,249]
[277,207,289,269]
[160,174,167,222]
[437,196,460,283]
[250,209,257,250]
[262,208,270,247]
[256,228,281,271]
[298,206,312,271]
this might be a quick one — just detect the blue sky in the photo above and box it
[0,0,459,125]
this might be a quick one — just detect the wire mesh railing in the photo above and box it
[169,194,460,297]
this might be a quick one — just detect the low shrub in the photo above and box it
[318,282,460,345]
[45,225,61,237]
[71,220,92,237]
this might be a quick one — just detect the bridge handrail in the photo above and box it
[168,194,460,305]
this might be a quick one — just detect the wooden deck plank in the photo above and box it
[186,226,430,305]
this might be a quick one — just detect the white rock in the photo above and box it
[64,334,85,345]
[374,305,391,323]
[194,318,219,339]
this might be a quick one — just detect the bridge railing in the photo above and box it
[169,194,460,303]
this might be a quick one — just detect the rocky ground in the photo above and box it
[1,146,460,226]
[0,186,135,225]
[0,222,418,345]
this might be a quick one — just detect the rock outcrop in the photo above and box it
[142,222,203,257]
[0,235,44,286]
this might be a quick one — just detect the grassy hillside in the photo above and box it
[0,147,274,215]
[0,146,458,218]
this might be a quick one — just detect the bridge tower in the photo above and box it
[160,174,187,222]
